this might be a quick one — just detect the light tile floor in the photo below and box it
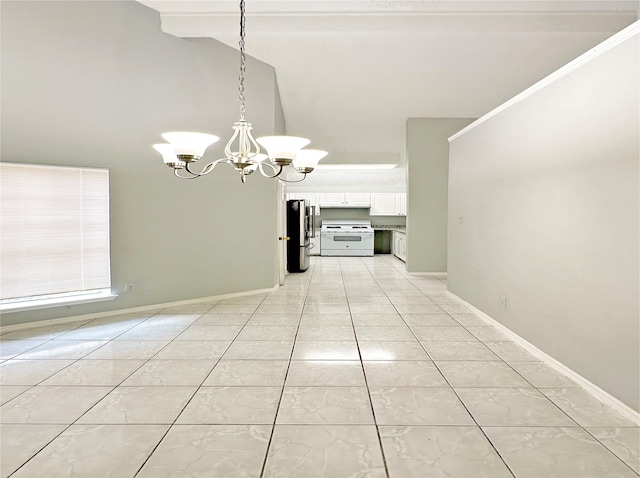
[1,256,639,477]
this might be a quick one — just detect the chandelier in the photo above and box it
[152,0,326,183]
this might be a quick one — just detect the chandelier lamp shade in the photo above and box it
[152,1,325,183]
[292,149,329,172]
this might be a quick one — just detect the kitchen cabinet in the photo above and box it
[287,193,320,215]
[370,193,397,215]
[288,191,405,213]
[318,193,370,207]
[370,193,406,216]
[397,193,407,215]
[318,193,343,206]
[392,230,407,262]
[345,193,371,206]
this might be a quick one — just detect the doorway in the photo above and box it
[276,181,287,286]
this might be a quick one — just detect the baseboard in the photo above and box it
[451,293,640,426]
[408,272,447,277]
[0,285,279,333]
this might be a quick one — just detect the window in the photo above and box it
[0,163,112,311]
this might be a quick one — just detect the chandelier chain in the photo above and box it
[238,0,247,121]
[155,0,322,183]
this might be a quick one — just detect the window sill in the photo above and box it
[0,292,118,313]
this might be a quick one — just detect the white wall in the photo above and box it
[1,1,282,326]
[406,118,474,273]
[448,26,639,411]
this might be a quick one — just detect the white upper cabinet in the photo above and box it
[287,192,317,204]
[288,191,405,214]
[319,193,371,207]
[318,193,344,206]
[370,193,397,215]
[370,193,406,216]
[397,193,407,215]
[345,193,371,206]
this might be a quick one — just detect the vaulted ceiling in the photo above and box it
[137,0,638,165]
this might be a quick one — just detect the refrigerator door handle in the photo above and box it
[310,206,316,237]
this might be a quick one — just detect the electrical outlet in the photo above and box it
[499,295,507,309]
[124,283,136,293]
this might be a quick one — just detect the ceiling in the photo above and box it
[137,0,638,166]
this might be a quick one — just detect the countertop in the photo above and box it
[373,226,406,233]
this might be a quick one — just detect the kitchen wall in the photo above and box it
[317,209,406,228]
[406,118,474,273]
[448,26,639,411]
[1,1,282,327]
[287,167,407,228]
[287,166,407,227]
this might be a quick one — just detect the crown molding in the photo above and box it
[137,0,639,37]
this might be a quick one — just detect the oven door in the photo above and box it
[320,232,374,256]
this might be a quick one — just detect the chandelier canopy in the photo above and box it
[152,0,326,183]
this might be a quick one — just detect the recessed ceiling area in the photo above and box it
[137,0,638,165]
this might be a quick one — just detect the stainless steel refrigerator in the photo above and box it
[286,199,315,272]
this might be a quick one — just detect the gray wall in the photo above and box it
[1,1,282,326]
[274,79,287,135]
[448,32,639,410]
[406,119,474,273]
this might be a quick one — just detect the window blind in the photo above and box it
[0,163,111,303]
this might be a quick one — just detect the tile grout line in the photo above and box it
[2,311,182,477]
[4,257,639,476]
[129,301,241,477]
[127,298,277,477]
[346,257,391,478]
[258,262,312,478]
[579,427,640,476]
[433,361,519,478]
[410,276,621,476]
[368,257,520,478]
[375,260,603,464]
[4,424,71,477]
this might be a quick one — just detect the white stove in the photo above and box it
[320,220,374,256]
